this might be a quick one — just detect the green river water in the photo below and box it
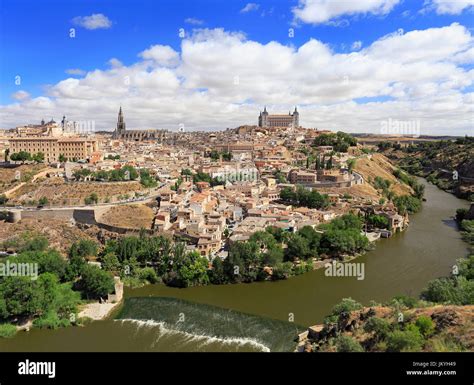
[0,180,469,352]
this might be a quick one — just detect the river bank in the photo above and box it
[0,179,469,351]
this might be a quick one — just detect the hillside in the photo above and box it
[353,153,414,198]
[7,177,145,206]
[381,138,474,199]
[298,303,474,353]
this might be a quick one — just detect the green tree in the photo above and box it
[69,240,98,259]
[33,152,45,163]
[78,265,115,299]
[285,234,310,261]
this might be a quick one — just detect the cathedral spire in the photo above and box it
[116,106,126,134]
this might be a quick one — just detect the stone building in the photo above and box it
[258,106,299,129]
[9,137,98,163]
[113,107,167,141]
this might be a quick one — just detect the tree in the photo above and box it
[58,154,67,163]
[367,214,389,229]
[421,276,474,305]
[173,251,210,288]
[69,239,98,259]
[139,169,157,188]
[4,148,10,162]
[78,265,115,299]
[0,276,43,317]
[297,226,321,255]
[10,151,32,164]
[285,234,310,261]
[262,244,284,266]
[210,257,227,284]
[326,156,333,170]
[347,158,356,173]
[393,196,421,214]
[280,187,295,202]
[33,152,45,163]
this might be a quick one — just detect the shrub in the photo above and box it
[0,323,17,338]
[335,335,364,352]
[363,317,391,340]
[138,267,159,284]
[391,295,419,309]
[387,327,424,352]
[330,298,363,317]
[33,310,71,329]
[415,316,435,337]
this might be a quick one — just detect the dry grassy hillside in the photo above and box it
[9,178,144,205]
[0,164,47,194]
[354,154,413,197]
[99,204,154,229]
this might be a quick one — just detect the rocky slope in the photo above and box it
[298,304,474,353]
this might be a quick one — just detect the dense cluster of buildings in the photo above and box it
[1,106,409,259]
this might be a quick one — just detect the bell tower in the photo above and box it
[115,106,126,137]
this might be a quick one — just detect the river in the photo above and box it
[0,180,469,352]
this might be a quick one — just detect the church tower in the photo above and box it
[116,106,126,137]
[258,106,269,127]
[293,106,299,128]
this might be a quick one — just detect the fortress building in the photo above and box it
[258,106,299,129]
[113,107,167,141]
[9,117,98,163]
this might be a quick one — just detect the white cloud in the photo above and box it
[1,24,473,135]
[108,58,123,68]
[11,91,30,101]
[351,40,363,50]
[65,68,86,76]
[240,3,260,13]
[424,0,474,15]
[72,13,112,30]
[139,45,180,67]
[185,17,204,25]
[293,0,401,25]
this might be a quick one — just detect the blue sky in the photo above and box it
[0,0,473,134]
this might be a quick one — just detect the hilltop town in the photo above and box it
[0,107,420,263]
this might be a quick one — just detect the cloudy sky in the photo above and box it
[0,0,473,135]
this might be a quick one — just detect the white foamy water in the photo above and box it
[117,318,271,352]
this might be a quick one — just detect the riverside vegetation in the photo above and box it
[303,207,474,352]
[0,235,115,338]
